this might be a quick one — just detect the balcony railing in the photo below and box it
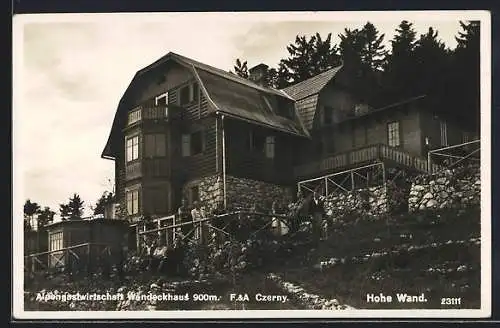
[127,105,180,127]
[294,144,440,179]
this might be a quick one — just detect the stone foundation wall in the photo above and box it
[324,185,389,218]
[182,175,292,211]
[408,166,480,212]
[182,175,223,210]
[225,176,293,210]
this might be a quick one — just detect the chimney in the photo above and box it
[249,63,269,87]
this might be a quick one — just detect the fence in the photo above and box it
[24,242,122,274]
[137,211,292,251]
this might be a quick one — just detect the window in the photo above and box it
[440,121,448,146]
[49,232,63,251]
[387,121,400,147]
[144,134,166,157]
[248,131,266,152]
[324,106,334,125]
[462,132,470,144]
[128,108,141,125]
[181,131,204,157]
[189,186,199,205]
[155,92,168,106]
[126,135,139,162]
[126,189,140,215]
[265,136,275,159]
[179,83,199,106]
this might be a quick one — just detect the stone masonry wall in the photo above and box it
[225,176,293,210]
[182,175,293,211]
[408,165,480,212]
[324,185,389,218]
[182,175,223,210]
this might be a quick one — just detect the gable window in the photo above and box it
[49,231,63,251]
[265,136,275,159]
[128,108,141,125]
[181,130,204,157]
[144,134,166,158]
[126,135,139,162]
[324,106,334,125]
[179,82,199,106]
[387,121,400,147]
[126,188,140,215]
[155,92,169,106]
[440,121,448,146]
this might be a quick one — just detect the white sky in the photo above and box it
[13,11,484,219]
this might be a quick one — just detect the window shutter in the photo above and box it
[265,136,275,159]
[156,134,166,156]
[182,134,191,157]
[145,135,154,157]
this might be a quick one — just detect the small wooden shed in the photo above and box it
[43,218,129,271]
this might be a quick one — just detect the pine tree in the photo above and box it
[360,22,388,71]
[60,193,84,220]
[382,20,419,101]
[93,191,115,216]
[24,199,40,231]
[37,207,55,228]
[234,59,249,78]
[281,33,340,84]
[450,21,480,128]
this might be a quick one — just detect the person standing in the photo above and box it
[191,201,206,244]
[309,191,325,243]
[177,199,191,239]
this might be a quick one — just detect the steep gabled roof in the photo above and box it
[101,52,309,159]
[280,65,343,131]
[281,65,342,100]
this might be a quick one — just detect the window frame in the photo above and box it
[125,135,140,163]
[155,92,169,106]
[265,136,276,159]
[181,129,205,157]
[126,188,140,216]
[49,231,63,252]
[387,121,401,147]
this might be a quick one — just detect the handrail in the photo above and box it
[25,242,113,259]
[138,211,289,235]
[295,143,434,178]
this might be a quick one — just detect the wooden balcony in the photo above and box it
[126,105,182,128]
[294,144,440,179]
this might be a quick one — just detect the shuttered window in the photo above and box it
[144,134,166,158]
[181,131,204,157]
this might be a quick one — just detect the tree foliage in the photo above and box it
[24,199,40,231]
[233,58,249,79]
[60,193,84,221]
[230,20,479,128]
[93,191,115,216]
[37,207,55,228]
